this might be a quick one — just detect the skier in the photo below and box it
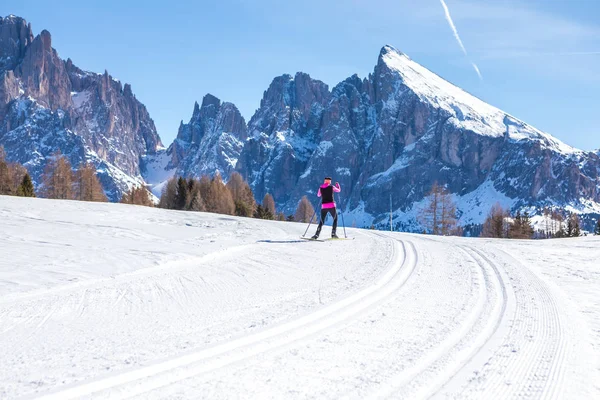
[311,177,341,239]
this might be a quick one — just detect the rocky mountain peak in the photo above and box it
[0,14,163,201]
[0,15,34,71]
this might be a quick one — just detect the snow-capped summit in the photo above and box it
[377,45,577,154]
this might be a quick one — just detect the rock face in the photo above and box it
[167,94,247,178]
[236,72,330,204]
[155,45,600,228]
[0,15,162,200]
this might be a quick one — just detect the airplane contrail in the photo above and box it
[438,0,483,81]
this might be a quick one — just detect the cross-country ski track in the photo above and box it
[1,197,598,399]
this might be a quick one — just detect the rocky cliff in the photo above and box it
[0,15,162,200]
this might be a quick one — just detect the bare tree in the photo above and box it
[419,183,457,235]
[294,195,315,223]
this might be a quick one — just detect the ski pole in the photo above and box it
[337,187,348,238]
[302,209,317,237]
[340,210,347,238]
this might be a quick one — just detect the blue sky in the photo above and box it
[5,0,600,150]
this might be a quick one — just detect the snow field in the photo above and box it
[0,196,598,399]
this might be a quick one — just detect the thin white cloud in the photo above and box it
[471,62,483,80]
[438,0,483,81]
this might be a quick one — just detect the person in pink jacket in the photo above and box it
[311,177,341,239]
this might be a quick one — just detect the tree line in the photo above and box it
[158,171,320,223]
[6,146,600,234]
[0,147,35,198]
[480,203,588,239]
[1,146,154,204]
[417,182,597,239]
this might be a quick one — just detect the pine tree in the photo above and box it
[254,204,274,220]
[294,195,315,223]
[175,177,188,210]
[595,219,600,235]
[520,211,534,239]
[16,173,36,197]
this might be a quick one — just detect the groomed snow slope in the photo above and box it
[1,196,598,399]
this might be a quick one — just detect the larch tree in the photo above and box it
[294,195,315,223]
[0,147,14,194]
[158,177,178,209]
[205,173,235,215]
[74,163,107,202]
[198,175,212,207]
[481,203,509,238]
[226,172,256,217]
[419,183,457,235]
[262,193,276,217]
[42,151,74,200]
[121,186,154,207]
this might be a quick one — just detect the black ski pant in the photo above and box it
[315,208,338,236]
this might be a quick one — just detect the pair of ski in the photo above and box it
[301,236,355,242]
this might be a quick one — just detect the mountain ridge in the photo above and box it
[2,15,598,230]
[151,44,599,229]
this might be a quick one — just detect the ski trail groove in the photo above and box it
[33,238,418,400]
[367,242,507,399]
[465,247,568,400]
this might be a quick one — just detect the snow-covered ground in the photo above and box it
[1,196,598,399]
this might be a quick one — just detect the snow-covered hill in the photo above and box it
[1,196,598,398]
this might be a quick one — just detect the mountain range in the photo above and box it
[2,15,599,229]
